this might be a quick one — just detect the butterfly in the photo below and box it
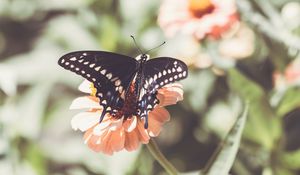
[58,47,188,129]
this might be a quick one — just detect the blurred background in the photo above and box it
[0,0,300,174]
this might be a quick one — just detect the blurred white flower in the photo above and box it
[281,2,300,30]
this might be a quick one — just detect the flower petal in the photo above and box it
[71,111,101,131]
[136,120,150,144]
[86,134,102,152]
[124,130,140,151]
[69,96,101,109]
[78,79,92,93]
[93,121,111,136]
[158,83,184,106]
[100,131,114,155]
[148,117,163,137]
[109,128,125,152]
[147,108,170,137]
[123,116,137,132]
[149,107,170,123]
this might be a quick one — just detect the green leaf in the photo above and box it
[25,143,46,175]
[281,149,300,170]
[203,104,248,175]
[276,87,300,117]
[227,68,281,149]
[98,16,119,51]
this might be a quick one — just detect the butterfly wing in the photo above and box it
[138,57,188,128]
[143,57,188,91]
[58,51,138,122]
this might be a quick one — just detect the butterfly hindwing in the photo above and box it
[58,51,138,120]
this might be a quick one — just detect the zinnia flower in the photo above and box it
[158,0,238,40]
[70,80,184,155]
[273,59,300,88]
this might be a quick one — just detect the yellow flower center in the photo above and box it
[89,83,97,97]
[188,0,215,18]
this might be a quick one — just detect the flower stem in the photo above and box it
[146,139,179,175]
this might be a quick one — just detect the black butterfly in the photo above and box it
[58,50,188,128]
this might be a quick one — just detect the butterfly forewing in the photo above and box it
[58,51,138,114]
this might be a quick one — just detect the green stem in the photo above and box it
[146,139,179,175]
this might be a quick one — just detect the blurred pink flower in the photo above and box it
[273,59,300,88]
[158,0,238,40]
[70,80,183,155]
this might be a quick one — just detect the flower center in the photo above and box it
[113,82,138,120]
[188,0,215,18]
[89,83,97,97]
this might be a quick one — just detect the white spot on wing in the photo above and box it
[158,72,162,78]
[115,80,121,86]
[70,57,77,61]
[177,67,182,72]
[89,63,95,68]
[100,69,106,75]
[95,66,101,71]
[106,73,112,79]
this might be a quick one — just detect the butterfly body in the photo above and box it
[58,51,188,128]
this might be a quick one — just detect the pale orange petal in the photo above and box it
[100,131,113,155]
[148,117,163,137]
[78,79,92,94]
[157,84,184,106]
[87,134,102,152]
[147,107,170,137]
[123,116,137,132]
[83,127,94,144]
[124,130,140,151]
[149,107,170,123]
[70,96,101,109]
[136,120,150,144]
[108,117,124,131]
[109,128,125,152]
[71,111,101,131]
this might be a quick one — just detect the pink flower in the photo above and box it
[273,59,300,88]
[158,0,238,40]
[70,80,184,155]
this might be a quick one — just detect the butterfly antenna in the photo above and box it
[130,35,143,54]
[145,41,166,54]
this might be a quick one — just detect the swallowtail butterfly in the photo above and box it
[58,42,188,129]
